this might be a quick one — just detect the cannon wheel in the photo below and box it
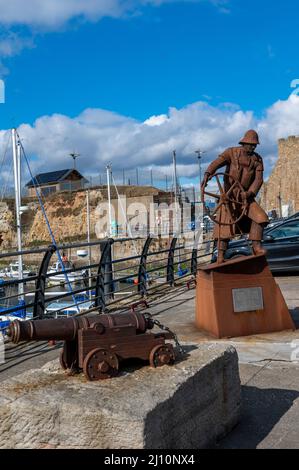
[83,348,119,381]
[202,172,248,227]
[149,344,175,368]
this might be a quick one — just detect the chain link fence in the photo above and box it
[85,168,174,191]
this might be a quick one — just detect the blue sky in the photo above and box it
[0,0,299,182]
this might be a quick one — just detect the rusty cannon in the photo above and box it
[7,313,176,381]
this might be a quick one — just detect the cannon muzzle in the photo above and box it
[8,317,81,344]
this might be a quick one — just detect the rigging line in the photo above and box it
[0,132,12,201]
[16,131,80,313]
[0,130,11,173]
[1,158,13,202]
[22,154,61,243]
[111,172,139,257]
[21,144,63,244]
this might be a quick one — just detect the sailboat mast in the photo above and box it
[173,150,179,235]
[12,128,24,297]
[17,141,21,208]
[106,165,112,237]
[86,189,92,300]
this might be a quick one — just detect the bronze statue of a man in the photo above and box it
[201,130,269,263]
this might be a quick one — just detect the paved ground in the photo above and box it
[153,275,299,449]
[1,274,299,449]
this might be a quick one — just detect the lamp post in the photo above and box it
[195,149,206,230]
[70,152,80,170]
[195,149,206,203]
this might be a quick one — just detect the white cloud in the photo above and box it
[0,0,230,73]
[144,114,169,126]
[0,0,124,28]
[0,31,34,61]
[0,32,34,76]
[1,95,298,186]
[0,0,228,28]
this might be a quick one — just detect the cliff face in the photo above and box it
[0,201,16,247]
[0,186,163,249]
[0,192,93,248]
[24,191,98,246]
[260,136,299,214]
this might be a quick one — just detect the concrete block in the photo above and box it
[0,344,241,449]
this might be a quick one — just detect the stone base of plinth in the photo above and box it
[196,254,295,339]
[0,345,240,449]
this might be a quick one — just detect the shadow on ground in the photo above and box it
[216,385,299,449]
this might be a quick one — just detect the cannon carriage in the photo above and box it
[8,312,176,381]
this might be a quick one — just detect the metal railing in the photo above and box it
[0,234,213,335]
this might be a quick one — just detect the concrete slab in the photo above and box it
[0,344,241,449]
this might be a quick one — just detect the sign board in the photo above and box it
[232,287,264,313]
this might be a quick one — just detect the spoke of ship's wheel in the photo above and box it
[237,181,245,192]
[228,198,243,206]
[225,204,234,225]
[213,201,224,215]
[226,181,238,198]
[236,222,244,235]
[204,191,221,200]
[215,175,224,195]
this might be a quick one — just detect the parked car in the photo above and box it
[267,211,299,229]
[212,216,299,272]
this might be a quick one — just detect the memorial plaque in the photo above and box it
[232,287,264,313]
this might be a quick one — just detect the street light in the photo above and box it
[195,149,206,203]
[70,152,80,170]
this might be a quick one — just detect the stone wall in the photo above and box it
[261,136,299,214]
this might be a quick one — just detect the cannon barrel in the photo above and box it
[7,312,154,344]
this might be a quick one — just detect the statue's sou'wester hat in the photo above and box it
[239,130,260,145]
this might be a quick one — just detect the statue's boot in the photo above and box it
[252,241,267,256]
[217,240,228,264]
[250,222,267,256]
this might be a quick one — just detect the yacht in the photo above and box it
[0,262,35,280]
[47,260,88,286]
[45,296,94,317]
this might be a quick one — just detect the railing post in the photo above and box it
[138,236,153,298]
[167,238,177,287]
[34,245,56,319]
[95,239,114,312]
[105,239,114,302]
[191,248,198,276]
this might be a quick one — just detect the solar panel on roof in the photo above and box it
[26,169,73,187]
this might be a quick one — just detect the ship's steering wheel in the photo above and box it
[202,172,249,227]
